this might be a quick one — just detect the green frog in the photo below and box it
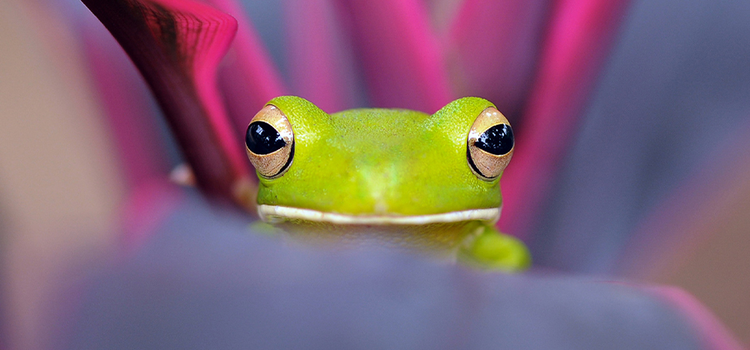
[245,96,530,271]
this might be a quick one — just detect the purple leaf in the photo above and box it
[650,287,745,350]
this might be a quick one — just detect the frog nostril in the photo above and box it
[246,121,286,155]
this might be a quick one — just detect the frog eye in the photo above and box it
[245,105,294,178]
[467,107,514,180]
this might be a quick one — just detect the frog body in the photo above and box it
[245,96,530,271]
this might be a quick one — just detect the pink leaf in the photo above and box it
[81,0,255,209]
[333,0,453,112]
[284,0,359,113]
[80,16,169,188]
[499,0,632,238]
[207,0,288,131]
[446,0,549,118]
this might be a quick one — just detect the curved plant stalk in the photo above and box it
[81,0,256,211]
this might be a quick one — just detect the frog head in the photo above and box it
[244,96,514,228]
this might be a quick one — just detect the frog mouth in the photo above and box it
[257,205,501,225]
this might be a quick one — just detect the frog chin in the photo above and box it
[257,205,501,225]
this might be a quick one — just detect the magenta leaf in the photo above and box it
[81,18,170,189]
[499,0,632,238]
[333,0,453,112]
[284,0,358,113]
[446,0,549,118]
[207,0,288,132]
[81,0,255,209]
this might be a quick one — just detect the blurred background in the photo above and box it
[1,0,748,348]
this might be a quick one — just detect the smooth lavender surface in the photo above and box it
[64,191,700,350]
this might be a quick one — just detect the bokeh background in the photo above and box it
[1,0,748,348]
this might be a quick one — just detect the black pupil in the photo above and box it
[246,121,286,155]
[475,124,514,155]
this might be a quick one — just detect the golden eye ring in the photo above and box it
[245,105,294,179]
[467,107,514,181]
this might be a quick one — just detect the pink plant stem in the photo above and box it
[446,0,548,117]
[333,0,453,112]
[499,0,632,239]
[284,0,353,113]
[207,0,287,131]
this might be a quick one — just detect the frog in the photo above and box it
[244,96,530,271]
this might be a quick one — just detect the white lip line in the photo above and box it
[258,205,501,225]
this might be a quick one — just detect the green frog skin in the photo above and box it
[244,96,530,271]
